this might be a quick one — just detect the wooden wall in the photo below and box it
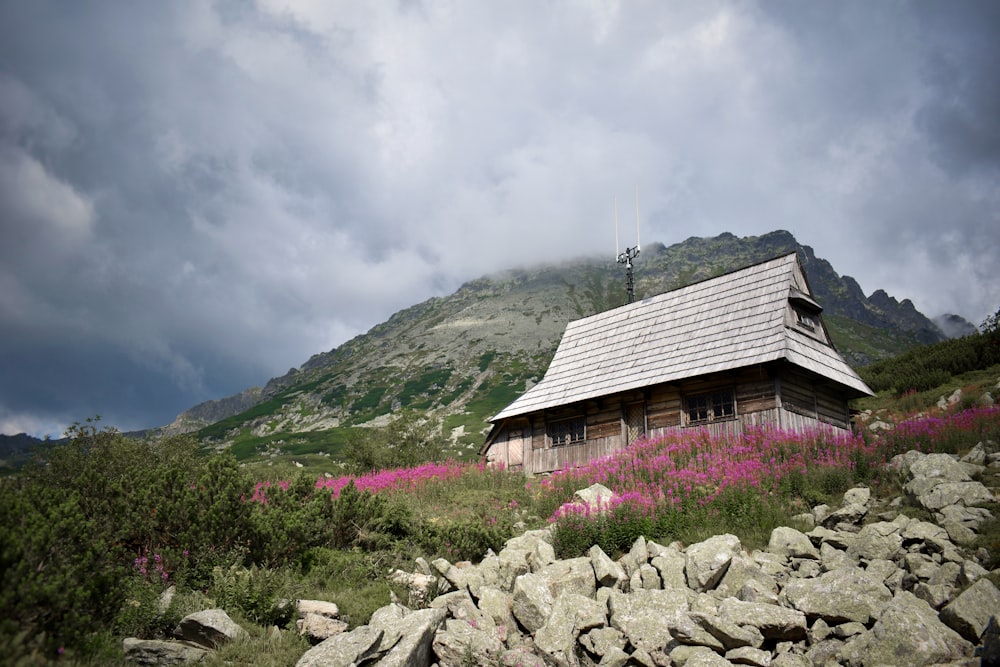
[485,363,854,475]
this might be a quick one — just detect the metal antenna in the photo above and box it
[616,187,640,304]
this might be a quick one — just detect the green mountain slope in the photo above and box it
[174,230,948,461]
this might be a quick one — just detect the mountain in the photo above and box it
[933,314,979,339]
[160,231,950,463]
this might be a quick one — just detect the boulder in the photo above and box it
[717,599,807,641]
[537,556,597,599]
[512,573,555,634]
[371,606,447,667]
[534,593,606,666]
[651,549,689,591]
[295,626,384,667]
[121,638,209,665]
[940,578,1000,643]
[846,521,903,562]
[840,591,973,666]
[685,534,741,592]
[573,483,617,510]
[842,487,872,507]
[908,452,972,482]
[432,619,504,667]
[296,613,348,644]
[915,480,995,511]
[608,588,689,653]
[782,566,891,625]
[173,609,248,650]
[590,544,627,589]
[767,527,819,560]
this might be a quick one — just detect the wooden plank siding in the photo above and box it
[485,362,856,475]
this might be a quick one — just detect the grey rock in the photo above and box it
[372,606,446,667]
[840,591,973,666]
[904,552,938,580]
[173,609,248,650]
[512,573,555,634]
[596,646,630,667]
[573,482,617,510]
[726,645,772,666]
[940,577,1000,643]
[631,563,661,591]
[296,613,348,644]
[295,626,384,667]
[909,452,972,482]
[943,520,978,545]
[590,544,627,589]
[121,638,209,665]
[843,487,872,507]
[916,480,995,511]
[782,566,891,625]
[768,526,819,560]
[432,619,503,667]
[804,638,845,666]
[686,534,741,592]
[718,554,778,600]
[537,556,597,599]
[678,645,736,666]
[769,654,810,667]
[297,599,340,619]
[534,593,607,666]
[819,542,852,571]
[608,588,689,653]
[961,442,988,465]
[913,582,955,609]
[846,521,903,562]
[820,502,868,531]
[579,626,627,658]
[500,647,548,667]
[476,586,518,642]
[651,549,688,591]
[717,598,807,641]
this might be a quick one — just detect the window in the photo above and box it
[549,417,585,446]
[686,390,735,425]
[795,308,818,332]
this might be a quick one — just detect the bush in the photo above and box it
[0,421,255,655]
[210,565,299,627]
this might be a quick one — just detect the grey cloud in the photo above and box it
[0,1,997,436]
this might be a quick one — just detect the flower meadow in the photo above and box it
[1,404,996,662]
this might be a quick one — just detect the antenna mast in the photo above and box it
[615,187,641,304]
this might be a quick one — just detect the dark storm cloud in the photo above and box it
[1,1,998,436]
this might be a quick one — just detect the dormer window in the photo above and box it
[796,309,818,331]
[789,288,823,335]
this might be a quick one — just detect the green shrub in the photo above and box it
[210,565,298,627]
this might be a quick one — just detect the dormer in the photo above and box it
[787,287,829,344]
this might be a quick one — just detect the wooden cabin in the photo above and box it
[481,253,874,474]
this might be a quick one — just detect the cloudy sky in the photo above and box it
[1,1,998,437]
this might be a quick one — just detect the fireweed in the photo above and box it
[544,406,999,557]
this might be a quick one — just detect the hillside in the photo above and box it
[167,230,949,462]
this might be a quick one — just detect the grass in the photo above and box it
[8,380,999,665]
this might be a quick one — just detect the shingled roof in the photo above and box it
[491,253,873,422]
